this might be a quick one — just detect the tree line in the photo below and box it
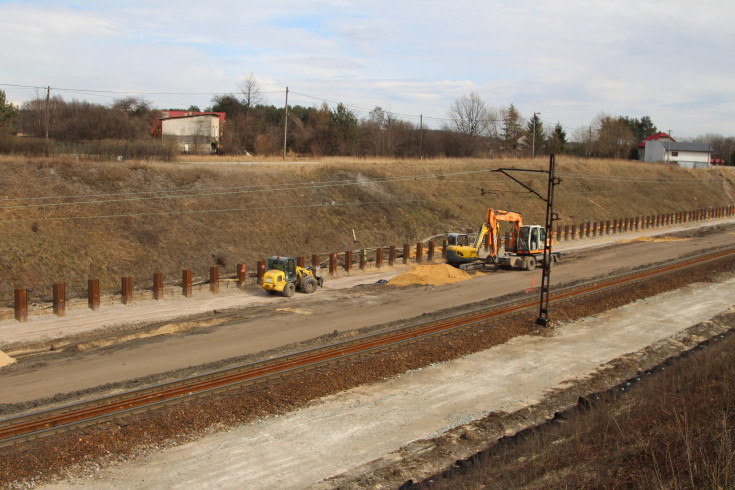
[1,85,733,164]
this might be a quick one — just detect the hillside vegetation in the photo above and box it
[0,155,733,303]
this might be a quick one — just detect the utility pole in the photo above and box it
[282,87,289,160]
[491,154,561,327]
[532,112,540,158]
[419,114,423,160]
[537,154,559,327]
[45,86,50,140]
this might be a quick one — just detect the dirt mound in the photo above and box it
[0,350,15,368]
[388,264,471,287]
[625,236,689,243]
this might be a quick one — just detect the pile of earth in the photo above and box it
[388,264,471,287]
[0,350,15,368]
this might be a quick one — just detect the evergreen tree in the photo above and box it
[502,103,523,154]
[525,113,545,156]
[547,122,567,154]
[329,103,359,155]
[0,90,20,134]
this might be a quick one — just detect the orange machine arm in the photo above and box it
[486,209,523,255]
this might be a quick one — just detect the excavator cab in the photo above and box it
[447,233,470,247]
[516,225,545,254]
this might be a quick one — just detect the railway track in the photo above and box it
[1,246,734,448]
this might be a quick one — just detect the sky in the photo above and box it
[1,0,733,139]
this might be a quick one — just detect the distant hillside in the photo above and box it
[0,155,732,303]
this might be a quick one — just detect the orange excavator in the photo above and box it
[446,208,559,271]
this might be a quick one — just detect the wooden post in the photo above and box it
[403,244,410,265]
[257,261,265,285]
[416,242,423,264]
[210,266,219,294]
[297,256,305,268]
[53,282,66,317]
[345,250,353,273]
[329,253,337,276]
[14,288,28,322]
[153,273,164,300]
[237,264,246,289]
[376,247,383,268]
[389,245,396,266]
[312,254,320,269]
[182,269,193,297]
[442,240,447,258]
[359,249,366,270]
[121,276,133,305]
[88,279,100,310]
[428,241,435,262]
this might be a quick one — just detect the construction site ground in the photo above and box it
[1,217,734,488]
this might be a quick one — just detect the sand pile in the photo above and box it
[388,264,472,287]
[0,350,16,368]
[625,236,689,243]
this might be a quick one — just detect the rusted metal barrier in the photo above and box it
[237,264,246,289]
[329,253,337,276]
[88,279,100,310]
[153,273,164,300]
[345,250,353,273]
[312,254,320,270]
[14,288,27,322]
[210,266,219,294]
[182,270,193,297]
[53,283,65,317]
[121,277,133,305]
[257,261,265,285]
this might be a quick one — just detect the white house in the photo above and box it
[161,113,222,154]
[638,132,712,169]
[641,140,712,169]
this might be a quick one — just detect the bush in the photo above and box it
[0,135,177,161]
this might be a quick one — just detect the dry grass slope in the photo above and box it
[0,155,732,303]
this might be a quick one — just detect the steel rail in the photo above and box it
[1,246,734,447]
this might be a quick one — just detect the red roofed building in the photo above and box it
[638,132,712,169]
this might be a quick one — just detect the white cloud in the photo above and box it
[1,0,734,136]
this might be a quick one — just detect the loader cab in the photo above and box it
[517,225,545,254]
[265,256,297,282]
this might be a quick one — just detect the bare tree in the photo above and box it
[447,92,491,156]
[237,73,263,122]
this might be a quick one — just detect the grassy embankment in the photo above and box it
[0,154,732,303]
